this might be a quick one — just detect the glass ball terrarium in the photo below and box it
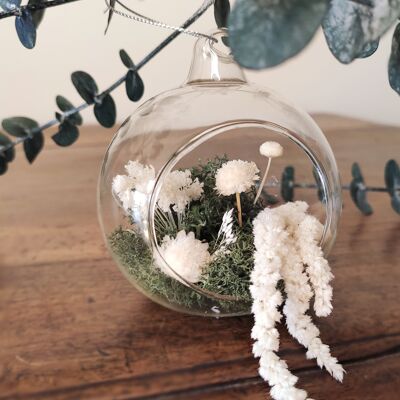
[98,30,342,317]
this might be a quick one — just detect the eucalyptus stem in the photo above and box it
[261,182,392,193]
[0,0,81,19]
[292,183,391,193]
[0,0,214,154]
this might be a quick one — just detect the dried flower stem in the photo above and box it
[236,192,243,227]
[254,157,272,205]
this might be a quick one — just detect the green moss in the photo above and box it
[109,228,206,310]
[200,229,254,301]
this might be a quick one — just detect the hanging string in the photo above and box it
[104,0,218,43]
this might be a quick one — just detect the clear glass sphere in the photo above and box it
[98,30,342,317]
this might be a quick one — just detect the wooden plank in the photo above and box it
[0,115,399,399]
[183,353,400,400]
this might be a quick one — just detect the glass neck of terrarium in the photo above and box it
[186,29,247,85]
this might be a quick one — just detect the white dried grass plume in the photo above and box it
[158,230,211,284]
[217,208,236,242]
[251,209,306,399]
[158,170,203,213]
[213,208,237,257]
[276,202,334,317]
[259,141,283,158]
[215,160,259,196]
[298,215,334,317]
[251,202,344,400]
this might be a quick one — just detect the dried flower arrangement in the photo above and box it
[109,141,344,400]
[110,155,261,308]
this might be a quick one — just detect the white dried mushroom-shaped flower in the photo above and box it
[158,230,211,284]
[158,170,203,213]
[215,160,259,196]
[259,141,283,158]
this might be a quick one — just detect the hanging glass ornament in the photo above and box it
[98,29,342,317]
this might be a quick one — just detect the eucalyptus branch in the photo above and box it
[0,0,81,19]
[0,0,214,155]
[279,162,400,216]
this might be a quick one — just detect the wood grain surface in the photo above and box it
[0,114,399,399]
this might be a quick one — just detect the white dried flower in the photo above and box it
[158,170,203,213]
[215,160,259,196]
[259,141,283,158]
[112,174,135,196]
[112,175,136,211]
[125,161,155,193]
[112,161,155,213]
[158,230,211,284]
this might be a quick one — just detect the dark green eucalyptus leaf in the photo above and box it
[105,0,116,34]
[0,132,15,162]
[391,196,400,214]
[126,70,144,102]
[385,159,400,194]
[355,185,373,215]
[0,154,7,175]
[229,0,328,69]
[119,49,134,69]
[51,120,79,147]
[94,94,116,128]
[0,0,21,12]
[281,166,295,202]
[15,8,36,49]
[28,0,46,29]
[313,167,326,203]
[385,159,400,214]
[351,162,363,180]
[358,40,379,58]
[2,116,38,138]
[55,112,63,123]
[71,71,98,104]
[214,0,230,28]
[350,162,373,215]
[265,193,279,205]
[323,0,400,64]
[23,131,43,163]
[56,95,83,125]
[323,0,369,64]
[389,23,400,95]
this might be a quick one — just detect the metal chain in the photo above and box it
[104,0,217,42]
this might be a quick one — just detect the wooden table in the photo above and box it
[0,114,399,399]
